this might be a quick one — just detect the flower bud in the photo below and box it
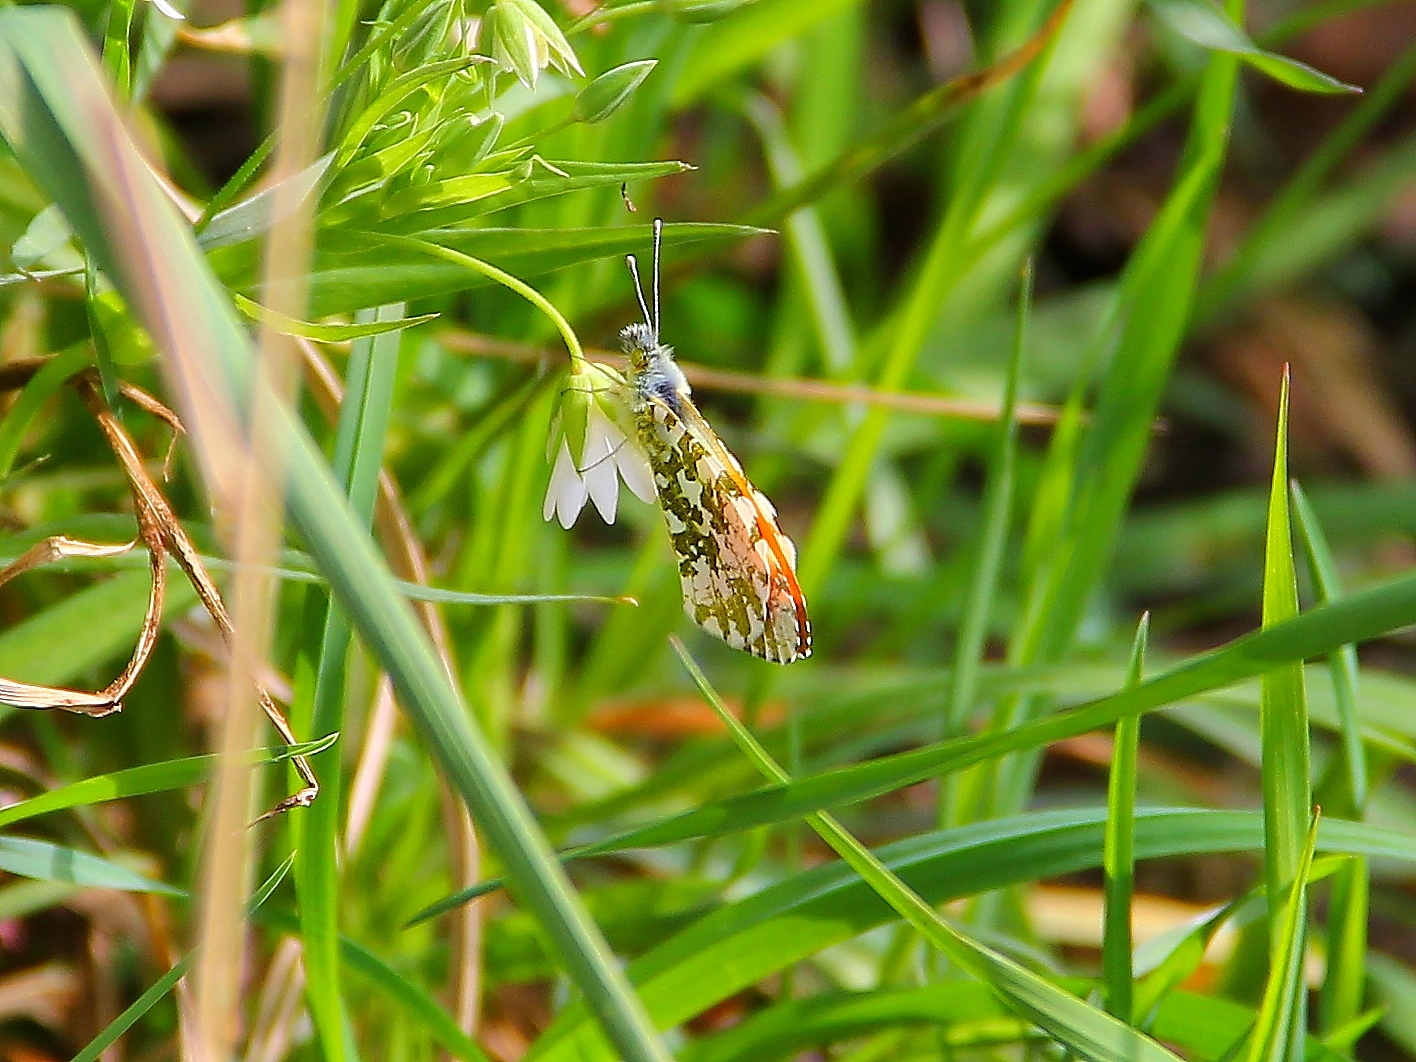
[506,0,583,77]
[573,59,656,124]
[437,111,505,170]
[479,0,582,88]
[393,0,456,66]
[661,0,751,24]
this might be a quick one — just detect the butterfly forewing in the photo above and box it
[633,390,811,664]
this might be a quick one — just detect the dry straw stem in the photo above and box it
[439,329,1068,426]
[194,0,330,1052]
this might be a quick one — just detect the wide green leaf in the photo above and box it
[547,565,1416,859]
[0,835,180,894]
[1146,0,1359,94]
[523,808,1416,1060]
[223,223,765,318]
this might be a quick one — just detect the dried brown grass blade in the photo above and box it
[74,375,320,818]
[0,535,146,715]
[0,361,318,812]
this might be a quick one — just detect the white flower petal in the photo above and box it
[556,474,589,529]
[582,413,620,524]
[148,0,186,20]
[616,442,656,504]
[545,442,588,528]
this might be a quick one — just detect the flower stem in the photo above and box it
[359,232,588,366]
[567,0,657,36]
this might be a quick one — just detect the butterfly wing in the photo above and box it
[633,391,810,663]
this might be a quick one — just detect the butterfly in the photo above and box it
[620,220,810,664]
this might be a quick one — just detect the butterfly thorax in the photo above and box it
[620,324,689,410]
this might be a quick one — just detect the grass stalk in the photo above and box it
[1101,614,1148,1021]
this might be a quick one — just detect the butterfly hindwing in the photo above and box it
[633,392,810,664]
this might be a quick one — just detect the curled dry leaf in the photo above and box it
[0,365,318,820]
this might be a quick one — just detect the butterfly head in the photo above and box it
[619,321,658,359]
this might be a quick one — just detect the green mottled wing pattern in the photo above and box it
[631,392,809,664]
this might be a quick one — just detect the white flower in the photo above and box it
[542,366,655,529]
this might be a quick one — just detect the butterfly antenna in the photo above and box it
[651,217,663,339]
[626,253,653,332]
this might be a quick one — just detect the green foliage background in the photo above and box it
[3,0,1416,1059]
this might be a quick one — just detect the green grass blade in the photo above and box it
[1204,129,1416,322]
[680,982,1051,1062]
[1134,900,1236,1023]
[232,293,437,341]
[1259,369,1310,912]
[679,983,1344,1062]
[1291,480,1366,815]
[99,0,136,100]
[1152,990,1346,1062]
[1199,38,1416,322]
[283,223,764,317]
[0,16,671,1062]
[0,735,337,828]
[672,638,1183,1062]
[513,562,1416,856]
[1145,0,1357,94]
[1015,122,1229,666]
[297,304,405,1062]
[0,343,91,481]
[196,152,334,252]
[938,263,1030,827]
[982,27,1240,817]
[942,262,1028,746]
[523,808,1416,1060]
[0,835,180,894]
[1102,614,1149,1020]
[1291,481,1369,1034]
[740,92,855,374]
[83,259,124,415]
[1319,854,1369,1037]
[1243,811,1320,1062]
[376,160,688,234]
[670,0,863,107]
[338,936,494,1062]
[737,2,1070,228]
[75,947,191,1062]
[194,129,276,231]
[958,9,1367,295]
